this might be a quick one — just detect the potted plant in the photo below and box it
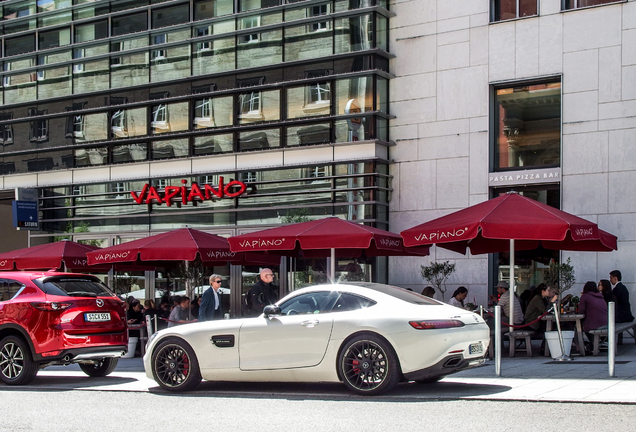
[420,260,456,302]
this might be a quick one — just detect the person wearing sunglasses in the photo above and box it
[199,274,225,321]
[245,268,279,317]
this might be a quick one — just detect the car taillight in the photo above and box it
[409,320,465,329]
[31,302,73,311]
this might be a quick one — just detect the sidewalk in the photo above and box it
[38,341,636,403]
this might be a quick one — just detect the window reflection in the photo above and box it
[192,37,235,75]
[113,143,148,163]
[194,133,234,155]
[239,128,280,151]
[150,102,189,134]
[152,138,189,159]
[335,15,373,53]
[238,89,280,124]
[110,107,147,138]
[193,96,233,129]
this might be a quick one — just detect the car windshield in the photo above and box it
[345,282,441,305]
[37,276,115,298]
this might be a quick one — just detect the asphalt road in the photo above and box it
[2,388,636,432]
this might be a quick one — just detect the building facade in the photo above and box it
[389,0,636,308]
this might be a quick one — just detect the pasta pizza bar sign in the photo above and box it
[131,178,247,206]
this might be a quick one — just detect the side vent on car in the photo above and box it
[211,335,235,348]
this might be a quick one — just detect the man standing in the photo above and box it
[489,280,523,325]
[246,268,278,317]
[610,270,634,323]
[199,274,224,321]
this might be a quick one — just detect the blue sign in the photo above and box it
[12,200,39,230]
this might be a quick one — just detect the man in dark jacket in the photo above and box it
[610,270,634,323]
[199,274,224,321]
[246,268,278,317]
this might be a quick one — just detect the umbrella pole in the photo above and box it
[330,248,335,283]
[509,239,514,333]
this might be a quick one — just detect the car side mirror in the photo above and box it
[263,305,281,318]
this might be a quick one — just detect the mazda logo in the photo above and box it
[96,299,104,307]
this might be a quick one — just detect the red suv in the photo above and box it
[0,271,128,385]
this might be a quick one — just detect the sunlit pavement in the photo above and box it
[4,342,636,404]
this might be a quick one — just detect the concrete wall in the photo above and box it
[388,0,636,309]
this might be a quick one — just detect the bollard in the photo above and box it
[495,305,501,376]
[552,300,573,362]
[609,302,615,377]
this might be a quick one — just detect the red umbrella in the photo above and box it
[0,240,109,272]
[400,192,618,326]
[86,228,278,266]
[228,217,429,280]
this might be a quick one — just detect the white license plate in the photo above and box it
[469,342,483,355]
[85,312,111,322]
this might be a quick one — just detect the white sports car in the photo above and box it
[143,282,490,395]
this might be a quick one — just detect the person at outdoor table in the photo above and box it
[422,286,435,298]
[598,279,617,304]
[168,296,197,327]
[448,286,468,308]
[199,274,224,321]
[127,299,144,337]
[579,281,609,341]
[489,280,523,325]
[610,270,634,323]
[524,283,558,333]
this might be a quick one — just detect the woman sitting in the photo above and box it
[448,286,468,308]
[524,283,557,333]
[598,279,617,304]
[579,281,609,342]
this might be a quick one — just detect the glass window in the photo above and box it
[239,0,280,12]
[150,102,189,134]
[284,23,333,62]
[39,28,71,50]
[112,12,148,36]
[0,113,14,146]
[331,292,376,312]
[239,128,280,151]
[194,0,234,19]
[493,82,561,170]
[74,3,110,19]
[150,44,191,83]
[4,1,36,20]
[335,15,373,53]
[194,133,234,155]
[110,107,147,138]
[279,291,338,315]
[38,10,72,27]
[192,37,235,75]
[377,76,388,113]
[238,89,280,124]
[287,82,331,119]
[237,29,282,68]
[73,58,110,93]
[193,96,233,129]
[28,108,49,143]
[0,280,24,302]
[72,112,108,143]
[152,138,189,159]
[111,52,149,88]
[37,66,71,99]
[3,72,37,104]
[492,0,538,21]
[5,34,36,57]
[376,14,387,51]
[75,20,108,42]
[113,142,148,163]
[562,0,621,10]
[152,4,189,28]
[287,123,331,146]
[111,0,148,13]
[75,147,108,167]
[336,76,373,115]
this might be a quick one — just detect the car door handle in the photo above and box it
[301,320,319,327]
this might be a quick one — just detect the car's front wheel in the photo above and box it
[151,338,201,392]
[0,335,38,385]
[79,358,119,377]
[338,333,400,395]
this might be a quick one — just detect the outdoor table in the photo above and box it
[541,313,586,357]
[127,323,147,357]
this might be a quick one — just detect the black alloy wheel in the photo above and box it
[152,338,201,392]
[339,333,400,395]
[0,336,38,385]
[79,357,119,377]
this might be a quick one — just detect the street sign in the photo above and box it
[12,200,39,230]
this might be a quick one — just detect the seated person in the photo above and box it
[448,286,468,308]
[579,281,609,341]
[489,280,523,327]
[524,284,557,333]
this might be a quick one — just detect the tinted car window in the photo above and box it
[345,282,440,305]
[280,291,338,315]
[37,276,114,297]
[0,279,25,301]
[331,293,376,312]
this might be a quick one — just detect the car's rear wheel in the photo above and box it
[339,333,400,395]
[79,358,119,377]
[151,338,201,392]
[0,336,38,386]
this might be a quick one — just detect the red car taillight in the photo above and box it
[409,320,465,329]
[30,302,73,311]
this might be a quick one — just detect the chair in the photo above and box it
[506,330,536,357]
